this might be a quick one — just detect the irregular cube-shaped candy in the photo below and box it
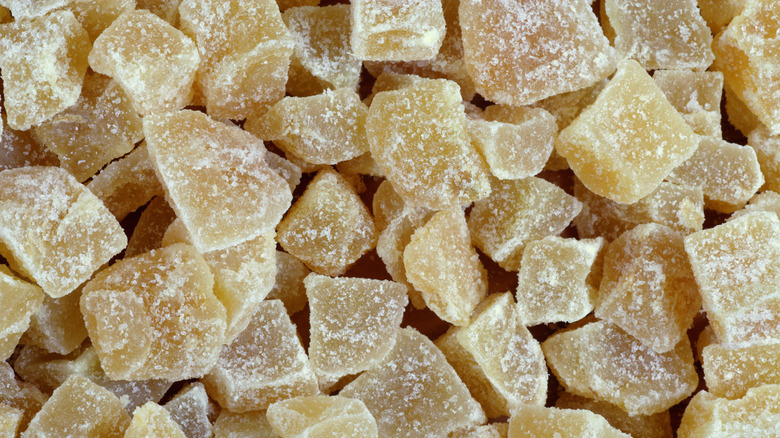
[267,251,310,315]
[0,0,66,18]
[267,395,378,438]
[20,290,88,355]
[125,402,185,438]
[214,410,277,438]
[89,10,199,115]
[0,362,47,432]
[163,383,214,438]
[748,126,780,193]
[125,196,176,258]
[0,167,126,298]
[144,110,291,253]
[731,191,780,222]
[555,392,672,438]
[377,209,431,310]
[0,404,21,438]
[697,0,745,33]
[0,265,42,360]
[68,0,134,43]
[556,60,699,204]
[0,122,58,171]
[702,341,780,400]
[508,405,630,438]
[678,385,780,437]
[653,70,723,137]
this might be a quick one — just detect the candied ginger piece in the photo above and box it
[125,196,176,258]
[0,122,58,171]
[678,385,780,437]
[0,265,43,360]
[264,152,303,193]
[89,10,199,116]
[449,424,505,438]
[555,392,672,438]
[202,300,318,412]
[653,70,723,137]
[468,177,581,271]
[267,251,310,315]
[731,191,780,222]
[341,328,486,437]
[372,179,407,233]
[125,402,185,438]
[20,289,88,355]
[81,243,227,380]
[0,0,66,18]
[213,411,277,438]
[136,0,181,24]
[68,0,134,43]
[0,362,47,432]
[144,110,291,253]
[747,126,780,193]
[697,0,745,33]
[509,405,630,438]
[163,383,214,438]
[267,395,378,437]
[724,82,762,136]
[542,321,698,416]
[532,81,607,132]
[0,404,22,438]
[684,211,780,344]
[702,341,780,400]
[0,167,126,298]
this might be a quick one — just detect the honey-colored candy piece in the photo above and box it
[0,404,22,438]
[747,126,780,192]
[508,405,630,438]
[460,0,615,106]
[377,208,431,310]
[213,411,277,438]
[125,196,176,258]
[0,10,89,130]
[367,78,490,210]
[695,325,718,363]
[81,243,227,380]
[731,191,780,222]
[372,179,407,233]
[125,402,185,438]
[136,0,181,24]
[697,0,745,33]
[277,169,376,276]
[365,71,427,105]
[163,383,214,438]
[555,392,672,438]
[677,385,780,437]
[684,211,780,344]
[702,341,780,400]
[653,70,723,137]
[68,0,134,43]
[0,265,43,360]
[89,10,199,116]
[144,110,291,253]
[0,122,58,171]
[179,0,294,119]
[335,153,383,178]
[20,290,88,355]
[724,82,762,136]
[404,207,486,326]
[267,251,310,315]
[0,167,126,298]
[341,328,486,437]
[23,375,130,438]
[202,300,318,412]
[543,321,698,416]
[468,177,582,271]
[556,60,699,204]
[516,236,605,326]
[0,362,47,432]
[305,274,408,387]
[267,395,378,438]
[0,0,66,18]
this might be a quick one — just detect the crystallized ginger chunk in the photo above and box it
[653,70,723,137]
[0,363,46,434]
[0,404,21,438]
[0,122,58,172]
[508,405,630,438]
[136,0,181,24]
[213,410,277,438]
[163,383,215,438]
[372,179,407,233]
[125,196,176,258]
[267,395,378,438]
[697,0,745,33]
[267,251,310,315]
[68,0,134,43]
[555,392,672,438]
[731,191,780,222]
[747,126,780,193]
[702,341,780,400]
[0,265,42,361]
[678,385,780,438]
[125,402,185,438]
[20,290,88,355]
[0,0,66,19]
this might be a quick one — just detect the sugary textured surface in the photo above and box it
[366,78,490,210]
[542,321,698,416]
[202,300,318,412]
[508,405,630,438]
[68,0,135,43]
[144,110,291,253]
[277,169,376,276]
[677,385,780,437]
[125,197,176,258]
[267,395,378,437]
[0,0,66,18]
[80,243,227,380]
[731,191,780,222]
[0,404,21,438]
[0,362,47,432]
[20,290,88,355]
[702,341,780,399]
[341,328,486,437]
[0,167,126,298]
[163,383,214,438]
[213,410,277,438]
[0,265,43,360]
[88,10,200,116]
[468,177,582,271]
[266,251,310,315]
[747,126,780,193]
[404,207,486,326]
[653,70,723,137]
[684,212,780,344]
[0,122,58,171]
[125,402,185,438]
[0,10,89,130]
[556,60,699,204]
[516,236,605,325]
[555,392,672,438]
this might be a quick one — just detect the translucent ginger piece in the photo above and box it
[542,321,698,416]
[555,392,672,438]
[366,78,490,210]
[22,375,130,438]
[335,153,383,178]
[125,196,176,258]
[695,325,718,363]
[80,243,227,380]
[0,265,43,360]
[508,405,630,438]
[468,177,581,271]
[653,70,723,137]
[556,60,699,204]
[0,0,66,18]
[532,81,607,132]
[677,385,780,437]
[747,126,780,193]
[68,0,134,43]
[684,211,780,344]
[731,191,780,222]
[277,169,376,276]
[0,167,126,298]
[89,10,199,116]
[178,0,294,120]
[125,402,185,438]
[214,411,277,438]
[0,362,47,432]
[460,0,615,106]
[136,0,181,24]
[516,236,605,326]
[449,424,505,438]
[20,289,88,355]
[697,0,746,33]
[341,328,486,437]
[267,251,310,315]
[0,123,58,171]
[202,300,318,412]
[0,10,89,130]
[702,341,780,399]
[305,274,408,387]
[267,395,378,438]
[163,383,214,438]
[724,82,762,136]
[372,179,406,233]
[265,152,303,193]
[144,110,291,253]
[0,404,21,438]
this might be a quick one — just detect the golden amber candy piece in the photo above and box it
[0,0,65,18]
[136,0,181,24]
[724,82,762,136]
[653,70,723,137]
[372,179,407,233]
[678,385,780,437]
[0,10,89,130]
[555,392,672,438]
[213,411,276,438]
[0,362,47,432]
[0,167,126,298]
[163,383,214,438]
[377,208,431,310]
[748,126,780,193]
[89,10,199,116]
[125,196,176,258]
[20,290,88,355]
[277,169,376,276]
[516,236,605,326]
[267,251,310,315]
[367,78,490,210]
[460,0,615,106]
[267,395,378,438]
[341,328,486,437]
[543,321,698,416]
[0,265,42,360]
[81,243,227,380]
[144,110,291,253]
[731,191,780,222]
[684,211,780,344]
[468,177,581,271]
[557,60,698,204]
[0,121,58,172]
[508,405,630,438]
[0,404,21,438]
[68,0,134,43]
[202,300,318,412]
[702,341,780,400]
[697,0,745,33]
[125,402,185,438]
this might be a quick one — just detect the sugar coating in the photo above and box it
[372,179,407,233]
[702,341,780,400]
[341,328,486,437]
[555,392,673,438]
[366,78,490,210]
[684,212,780,344]
[125,402,186,438]
[0,404,22,438]
[20,289,88,355]
[677,385,780,437]
[202,300,318,412]
[136,0,181,24]
[653,70,723,137]
[468,177,582,271]
[543,321,698,416]
[89,9,199,116]
[0,121,58,172]
[0,10,89,130]
[0,363,47,433]
[509,405,630,438]
[213,410,277,438]
[516,236,605,326]
[460,0,615,106]
[144,110,291,253]
[731,191,780,222]
[0,265,43,360]
[747,126,780,193]
[0,167,126,298]
[0,0,66,18]
[179,0,294,119]
[724,82,762,136]
[125,196,176,259]
[697,0,745,33]
[163,383,215,438]
[556,60,699,204]
[267,395,378,437]
[81,243,227,380]
[266,251,310,316]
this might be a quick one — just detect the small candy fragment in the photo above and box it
[730,191,780,222]
[163,383,214,438]
[702,341,780,399]
[136,0,181,24]
[653,70,723,137]
[697,0,745,33]
[0,265,43,360]
[0,404,22,438]
[724,82,762,136]
[0,0,66,19]
[0,363,47,432]
[747,126,780,193]
[677,385,780,437]
[20,290,88,355]
[555,392,672,438]
[213,411,277,438]
[267,395,378,438]
[266,251,310,315]
[125,196,176,258]
[264,152,303,193]
[372,179,407,233]
[0,122,58,172]
[125,402,185,438]
[377,208,431,310]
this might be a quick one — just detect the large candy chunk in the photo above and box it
[0,265,43,361]
[125,402,185,438]
[555,392,673,438]
[267,395,378,438]
[508,405,630,438]
[702,341,780,400]
[678,385,780,437]
[653,70,723,137]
